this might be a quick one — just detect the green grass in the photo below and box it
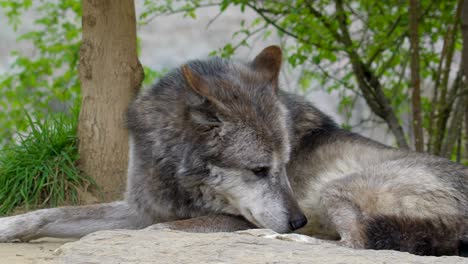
[0,110,95,215]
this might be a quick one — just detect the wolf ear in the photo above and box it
[182,66,222,127]
[251,45,282,85]
[182,65,211,98]
[182,65,226,113]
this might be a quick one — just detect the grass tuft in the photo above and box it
[0,110,95,215]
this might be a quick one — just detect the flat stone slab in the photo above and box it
[53,229,468,264]
[0,238,74,264]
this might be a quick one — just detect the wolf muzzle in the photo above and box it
[285,196,308,231]
[289,213,308,231]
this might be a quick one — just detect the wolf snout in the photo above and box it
[288,213,308,231]
[282,191,308,231]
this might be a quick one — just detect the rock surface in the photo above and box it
[0,238,74,264]
[54,229,468,264]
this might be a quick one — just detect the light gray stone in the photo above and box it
[54,229,468,264]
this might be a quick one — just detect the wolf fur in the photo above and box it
[0,46,466,256]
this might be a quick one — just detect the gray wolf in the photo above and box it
[0,46,467,256]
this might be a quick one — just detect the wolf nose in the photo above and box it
[289,214,308,231]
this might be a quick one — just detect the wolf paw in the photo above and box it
[0,226,25,242]
[0,220,16,242]
[0,215,36,242]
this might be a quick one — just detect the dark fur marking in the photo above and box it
[365,215,465,256]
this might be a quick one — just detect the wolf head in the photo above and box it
[181,46,307,233]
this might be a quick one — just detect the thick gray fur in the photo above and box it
[0,46,466,256]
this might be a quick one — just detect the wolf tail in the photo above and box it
[364,215,465,256]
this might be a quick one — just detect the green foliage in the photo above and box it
[0,109,95,215]
[140,0,463,154]
[140,0,205,24]
[0,0,82,145]
[0,1,90,214]
[143,66,168,87]
[0,1,165,145]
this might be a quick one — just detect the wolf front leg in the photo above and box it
[319,176,367,249]
[0,201,153,242]
[146,214,256,233]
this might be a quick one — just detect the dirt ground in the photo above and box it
[0,238,75,264]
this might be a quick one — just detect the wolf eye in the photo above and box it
[206,113,221,124]
[251,167,269,178]
[191,110,221,126]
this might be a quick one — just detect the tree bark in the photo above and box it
[465,105,468,160]
[441,71,465,158]
[409,0,424,152]
[78,0,144,201]
[430,0,464,155]
[461,0,468,160]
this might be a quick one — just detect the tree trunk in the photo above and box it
[461,0,468,160]
[441,71,464,158]
[465,105,468,160]
[409,0,424,152]
[430,0,464,156]
[78,0,144,201]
